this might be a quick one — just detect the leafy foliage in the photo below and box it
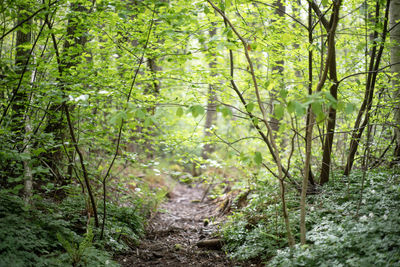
[0,0,399,265]
[222,179,299,261]
[270,171,400,266]
[0,189,146,266]
[222,170,400,266]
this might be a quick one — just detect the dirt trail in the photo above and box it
[118,183,236,267]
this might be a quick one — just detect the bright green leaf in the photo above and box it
[274,103,284,119]
[254,151,262,165]
[176,107,184,117]
[246,103,255,113]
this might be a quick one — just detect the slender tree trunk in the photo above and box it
[201,26,218,160]
[11,4,32,146]
[269,0,285,134]
[300,3,314,244]
[319,59,338,185]
[23,113,33,203]
[12,3,32,201]
[390,0,400,163]
[318,0,341,185]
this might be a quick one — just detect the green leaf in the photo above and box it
[144,117,152,127]
[246,103,255,113]
[267,81,275,91]
[279,89,288,99]
[190,105,205,118]
[323,92,338,109]
[274,104,284,119]
[311,102,323,117]
[312,102,326,122]
[250,42,258,50]
[278,122,286,134]
[288,100,306,116]
[225,0,232,9]
[109,110,127,126]
[218,105,232,117]
[176,107,184,117]
[345,103,356,115]
[264,80,270,90]
[226,28,233,39]
[135,108,146,120]
[254,151,262,165]
[252,116,259,126]
[12,184,24,193]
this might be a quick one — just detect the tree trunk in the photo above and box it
[319,75,338,185]
[12,3,32,201]
[11,4,32,146]
[201,26,218,160]
[300,3,314,244]
[318,0,341,185]
[390,0,400,164]
[269,0,285,134]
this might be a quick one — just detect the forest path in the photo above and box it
[117,182,237,267]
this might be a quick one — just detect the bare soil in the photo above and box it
[116,183,241,267]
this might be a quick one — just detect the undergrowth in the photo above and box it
[222,169,400,266]
[0,185,147,267]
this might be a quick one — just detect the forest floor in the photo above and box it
[116,182,253,267]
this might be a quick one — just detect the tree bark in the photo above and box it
[300,2,314,244]
[390,0,400,164]
[318,0,341,185]
[269,0,285,134]
[201,26,218,160]
[12,3,32,202]
[11,3,32,145]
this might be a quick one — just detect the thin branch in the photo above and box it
[0,21,46,126]
[338,61,400,84]
[250,0,308,29]
[310,0,330,29]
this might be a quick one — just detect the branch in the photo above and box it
[251,0,308,29]
[310,0,330,30]
[338,61,400,84]
[0,0,60,41]
[0,21,47,126]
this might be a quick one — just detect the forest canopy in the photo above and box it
[0,0,400,265]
